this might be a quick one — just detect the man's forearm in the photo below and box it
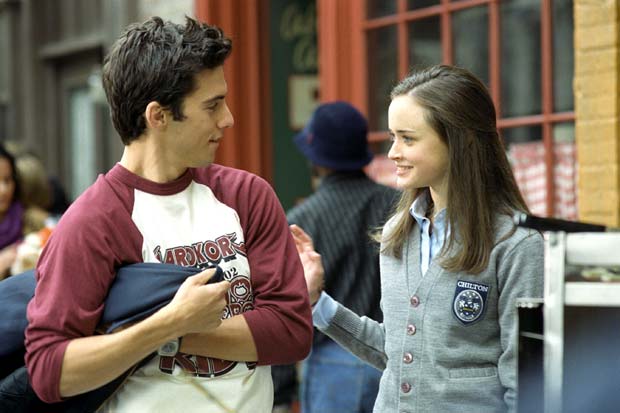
[59,307,179,398]
[181,315,257,361]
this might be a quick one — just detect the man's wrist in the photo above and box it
[158,336,183,357]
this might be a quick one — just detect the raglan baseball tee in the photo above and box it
[25,163,312,412]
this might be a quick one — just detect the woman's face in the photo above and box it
[387,95,449,197]
[0,157,16,215]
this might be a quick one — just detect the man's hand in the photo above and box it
[290,224,324,305]
[164,268,230,336]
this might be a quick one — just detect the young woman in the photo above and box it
[0,144,22,279]
[296,65,543,412]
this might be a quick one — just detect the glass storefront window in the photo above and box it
[408,17,442,70]
[408,0,439,10]
[452,6,489,87]
[553,0,574,112]
[69,87,96,200]
[367,0,397,18]
[367,26,398,131]
[500,0,542,118]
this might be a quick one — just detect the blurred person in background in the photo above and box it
[272,101,399,413]
[0,143,22,279]
[0,143,61,275]
[14,152,52,234]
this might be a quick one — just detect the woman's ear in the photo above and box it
[144,101,168,130]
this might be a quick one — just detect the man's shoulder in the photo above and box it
[192,164,270,192]
[56,173,131,231]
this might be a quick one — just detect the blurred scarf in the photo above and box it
[0,202,23,250]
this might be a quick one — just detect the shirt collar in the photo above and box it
[409,191,447,230]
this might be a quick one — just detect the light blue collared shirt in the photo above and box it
[409,192,448,276]
[313,192,449,327]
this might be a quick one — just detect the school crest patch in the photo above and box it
[452,280,490,325]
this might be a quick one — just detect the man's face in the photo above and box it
[162,66,234,168]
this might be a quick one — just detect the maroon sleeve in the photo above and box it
[199,166,313,365]
[24,176,143,403]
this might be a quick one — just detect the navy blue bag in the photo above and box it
[0,263,223,412]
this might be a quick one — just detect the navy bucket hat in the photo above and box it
[293,101,373,170]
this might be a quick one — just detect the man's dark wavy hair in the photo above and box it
[102,16,232,144]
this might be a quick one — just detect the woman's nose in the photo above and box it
[387,141,399,160]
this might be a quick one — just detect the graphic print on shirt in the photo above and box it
[452,280,490,325]
[131,181,257,377]
[152,232,247,268]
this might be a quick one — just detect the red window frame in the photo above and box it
[360,0,575,217]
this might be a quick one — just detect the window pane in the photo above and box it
[367,26,398,130]
[367,0,397,18]
[407,0,439,10]
[553,0,574,112]
[500,0,541,118]
[553,123,577,219]
[452,6,489,86]
[553,122,574,143]
[506,126,546,216]
[69,87,96,200]
[502,125,542,145]
[408,17,442,69]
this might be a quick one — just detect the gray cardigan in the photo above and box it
[320,213,543,412]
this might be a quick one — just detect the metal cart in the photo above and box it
[517,229,620,413]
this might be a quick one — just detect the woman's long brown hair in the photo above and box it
[379,65,529,274]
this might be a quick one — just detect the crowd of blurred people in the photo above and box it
[0,141,69,279]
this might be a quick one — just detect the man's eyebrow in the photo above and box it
[201,95,226,106]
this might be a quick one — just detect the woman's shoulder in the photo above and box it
[494,211,543,253]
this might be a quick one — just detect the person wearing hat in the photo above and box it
[272,101,399,413]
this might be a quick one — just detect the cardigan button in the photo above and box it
[407,324,416,335]
[401,382,412,393]
[403,352,413,364]
[410,295,420,307]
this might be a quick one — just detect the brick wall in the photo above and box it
[575,0,620,226]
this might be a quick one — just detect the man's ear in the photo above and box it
[144,101,168,130]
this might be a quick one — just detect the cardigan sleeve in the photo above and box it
[496,229,544,411]
[320,301,387,370]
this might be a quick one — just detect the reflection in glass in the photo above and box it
[504,125,546,216]
[553,122,574,143]
[452,6,489,87]
[367,26,398,131]
[553,0,574,112]
[367,0,397,18]
[552,122,577,219]
[501,125,542,145]
[407,0,439,10]
[500,0,541,117]
[69,87,97,200]
[408,17,442,70]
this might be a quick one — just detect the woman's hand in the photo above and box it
[290,224,324,306]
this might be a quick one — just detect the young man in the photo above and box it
[25,16,312,412]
